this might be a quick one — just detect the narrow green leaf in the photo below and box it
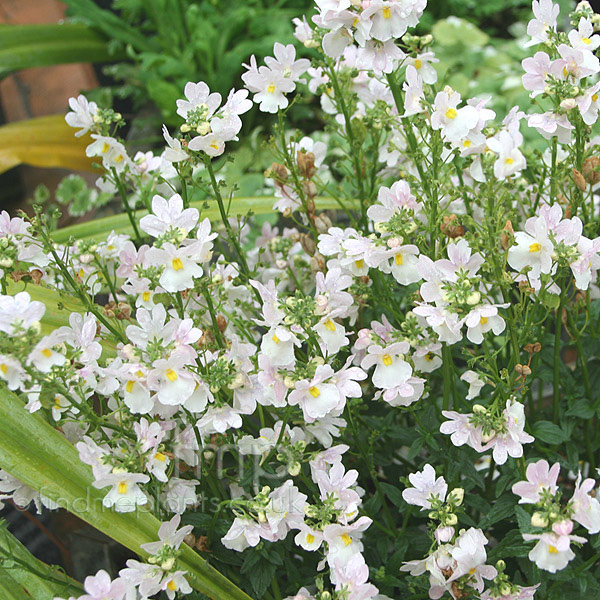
[52,196,355,244]
[0,23,124,78]
[0,524,82,599]
[0,388,253,600]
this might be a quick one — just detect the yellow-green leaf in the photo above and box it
[0,387,253,600]
[52,196,354,243]
[0,115,95,175]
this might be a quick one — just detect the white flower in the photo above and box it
[402,464,448,509]
[93,471,149,512]
[146,242,206,292]
[460,370,485,400]
[86,135,130,173]
[0,291,45,335]
[431,89,479,143]
[140,194,199,238]
[0,355,24,390]
[65,94,98,137]
[361,342,412,389]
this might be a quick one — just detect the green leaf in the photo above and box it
[0,523,82,599]
[51,196,357,244]
[0,387,253,600]
[479,494,517,528]
[432,17,489,48]
[0,23,124,79]
[379,482,406,509]
[532,420,568,444]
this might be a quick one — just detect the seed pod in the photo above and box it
[313,213,332,234]
[267,162,289,183]
[216,314,227,332]
[299,233,317,256]
[303,180,318,200]
[297,150,317,179]
[310,253,326,272]
[583,156,600,184]
[515,363,531,376]
[440,214,464,238]
[501,220,514,250]
[572,168,587,191]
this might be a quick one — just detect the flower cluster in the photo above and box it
[2,0,600,599]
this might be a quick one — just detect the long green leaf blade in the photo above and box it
[0,388,253,600]
[0,23,125,78]
[52,196,352,243]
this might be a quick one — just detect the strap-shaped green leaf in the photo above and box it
[0,388,253,600]
[0,23,125,79]
[52,196,351,243]
[0,524,83,599]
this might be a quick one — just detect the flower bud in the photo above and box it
[466,291,481,306]
[499,582,512,596]
[473,404,487,414]
[531,512,548,528]
[161,557,175,571]
[447,488,464,506]
[560,98,576,111]
[434,525,455,543]
[481,430,496,443]
[445,513,458,526]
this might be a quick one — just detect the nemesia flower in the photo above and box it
[402,464,448,509]
[512,459,560,504]
[65,94,98,137]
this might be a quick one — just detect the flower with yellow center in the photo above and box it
[445,107,457,120]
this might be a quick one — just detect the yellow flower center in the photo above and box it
[425,352,434,362]
[118,481,128,494]
[309,386,321,398]
[101,142,110,153]
[324,319,336,332]
[480,316,488,325]
[548,545,558,554]
[267,84,276,94]
[306,533,315,544]
[165,369,178,382]
[210,142,220,150]
[469,567,477,575]
[529,242,542,253]
[167,580,178,591]
[126,380,135,393]
[155,452,166,462]
[463,139,472,148]
[382,7,391,19]
[395,254,404,266]
[382,354,393,366]
[272,334,280,344]
[505,157,514,165]
[114,154,124,163]
[341,533,352,546]
[563,66,569,77]
[414,58,422,69]
[354,259,364,269]
[172,257,184,271]
[445,108,457,120]
[583,37,591,45]
[41,348,53,358]
[142,291,151,302]
[593,93,599,103]
[0,364,7,375]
